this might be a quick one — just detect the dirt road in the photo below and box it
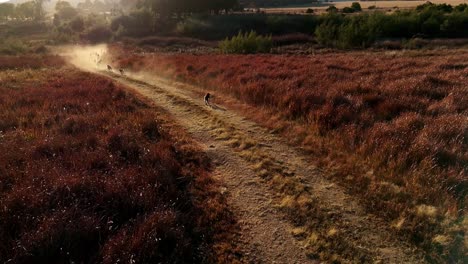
[63,44,424,262]
[93,70,425,263]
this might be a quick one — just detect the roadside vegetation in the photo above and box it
[111,47,467,263]
[0,56,240,263]
[1,1,467,50]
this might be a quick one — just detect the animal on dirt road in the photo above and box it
[119,68,124,75]
[107,65,112,71]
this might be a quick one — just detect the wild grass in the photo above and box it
[112,46,467,262]
[0,58,240,263]
[0,55,65,70]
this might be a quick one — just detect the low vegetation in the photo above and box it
[111,47,467,262]
[2,0,466,50]
[219,31,272,54]
[0,56,239,263]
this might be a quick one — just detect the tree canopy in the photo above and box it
[143,0,239,17]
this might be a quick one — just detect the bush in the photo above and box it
[338,15,376,48]
[70,16,85,32]
[326,5,338,13]
[454,3,467,12]
[351,2,362,12]
[342,7,355,13]
[219,31,272,54]
[0,38,28,55]
[314,3,468,48]
[111,10,155,37]
[315,13,344,47]
[306,8,314,14]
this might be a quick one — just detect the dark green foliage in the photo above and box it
[142,0,239,17]
[315,13,343,47]
[175,14,318,40]
[342,7,355,13]
[316,3,468,48]
[351,2,362,12]
[326,5,338,13]
[111,9,155,37]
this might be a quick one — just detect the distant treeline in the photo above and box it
[156,2,468,48]
[0,1,43,21]
[316,2,468,48]
[2,0,466,49]
[239,0,316,8]
[140,0,239,16]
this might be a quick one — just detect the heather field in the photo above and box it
[0,56,239,263]
[111,48,468,261]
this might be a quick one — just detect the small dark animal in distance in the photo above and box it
[107,65,112,71]
[119,69,124,75]
[204,93,211,106]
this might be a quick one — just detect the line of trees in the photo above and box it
[141,0,239,17]
[0,0,46,21]
[316,2,468,48]
[239,0,315,8]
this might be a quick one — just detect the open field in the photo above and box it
[0,55,239,263]
[110,46,467,262]
[65,49,424,263]
[262,0,468,13]
[1,0,468,261]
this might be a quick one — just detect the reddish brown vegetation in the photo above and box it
[0,55,65,70]
[0,59,239,263]
[112,47,467,261]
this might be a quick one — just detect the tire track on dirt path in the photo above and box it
[103,72,425,264]
[110,73,316,264]
[66,45,425,261]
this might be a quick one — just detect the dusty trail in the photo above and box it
[64,45,424,262]
[111,73,316,264]
[102,71,424,264]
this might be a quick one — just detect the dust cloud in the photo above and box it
[56,44,173,90]
[56,44,110,72]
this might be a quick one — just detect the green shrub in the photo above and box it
[219,31,272,54]
[0,38,28,55]
[315,13,344,47]
[338,15,375,48]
